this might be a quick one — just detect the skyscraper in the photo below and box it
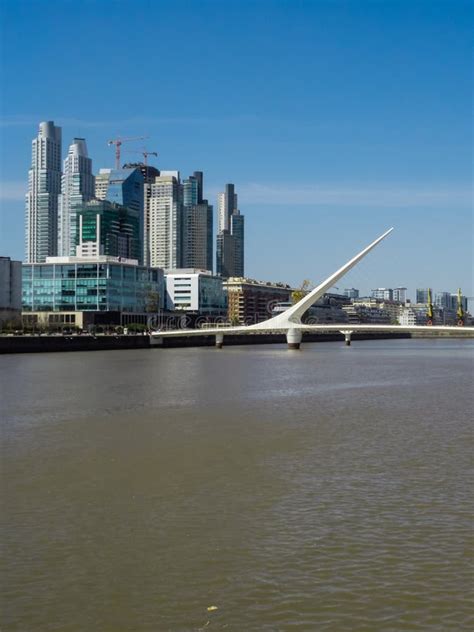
[216,183,245,278]
[123,162,160,267]
[95,167,144,262]
[182,172,213,271]
[149,171,183,269]
[25,121,62,262]
[76,199,140,261]
[58,138,95,257]
[230,211,244,277]
[217,183,237,233]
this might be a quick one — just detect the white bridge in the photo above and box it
[151,228,474,349]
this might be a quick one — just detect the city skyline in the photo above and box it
[0,0,472,297]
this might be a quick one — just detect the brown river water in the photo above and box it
[1,339,473,631]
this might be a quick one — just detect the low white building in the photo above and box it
[165,269,227,315]
[399,307,419,326]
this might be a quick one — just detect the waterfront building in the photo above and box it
[223,277,293,325]
[399,307,421,326]
[392,287,407,303]
[182,173,213,272]
[272,294,348,324]
[95,167,144,262]
[123,163,160,267]
[342,302,392,325]
[22,256,164,328]
[0,256,22,327]
[25,121,62,262]
[416,288,432,304]
[76,199,140,261]
[343,288,359,299]
[57,138,95,257]
[341,297,402,324]
[216,183,245,278]
[351,297,401,323]
[371,288,393,301]
[165,269,227,316]
[149,171,183,269]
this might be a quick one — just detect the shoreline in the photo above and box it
[1,330,472,354]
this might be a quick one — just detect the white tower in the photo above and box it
[57,138,95,257]
[25,121,62,262]
[149,171,182,269]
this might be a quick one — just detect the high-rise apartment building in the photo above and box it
[230,211,244,277]
[182,172,213,271]
[58,138,95,257]
[95,167,144,262]
[149,171,183,269]
[216,183,245,278]
[25,121,62,262]
[217,183,238,233]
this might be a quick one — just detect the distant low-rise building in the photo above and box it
[416,288,432,304]
[342,297,393,325]
[371,287,393,301]
[343,288,359,299]
[0,256,22,327]
[165,269,227,316]
[392,287,407,303]
[223,277,293,325]
[272,293,349,324]
[22,256,164,328]
[399,307,422,326]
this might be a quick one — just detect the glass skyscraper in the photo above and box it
[25,121,62,262]
[95,167,144,262]
[182,172,213,272]
[77,199,141,262]
[123,162,161,267]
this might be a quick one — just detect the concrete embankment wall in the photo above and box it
[1,332,411,354]
[3,330,472,354]
[0,335,151,354]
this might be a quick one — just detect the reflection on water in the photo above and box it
[1,339,473,631]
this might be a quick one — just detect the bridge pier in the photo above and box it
[215,333,224,349]
[340,330,353,346]
[286,328,302,350]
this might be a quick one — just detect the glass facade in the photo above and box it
[22,262,164,313]
[78,200,140,262]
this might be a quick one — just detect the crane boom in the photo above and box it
[107,136,148,169]
[125,149,158,166]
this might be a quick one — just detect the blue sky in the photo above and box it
[0,0,472,300]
